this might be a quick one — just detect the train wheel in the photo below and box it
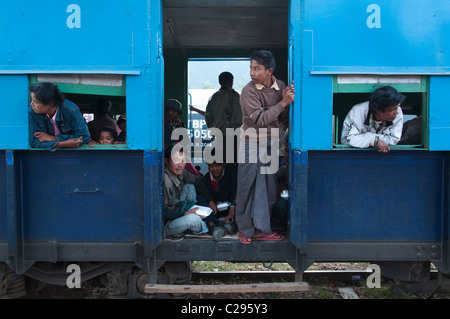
[378,261,431,282]
[105,262,192,299]
[0,263,27,299]
[377,261,445,296]
[105,263,155,299]
[105,264,133,297]
[157,261,192,298]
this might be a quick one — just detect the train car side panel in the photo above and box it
[126,1,164,151]
[289,1,333,150]
[429,76,450,151]
[306,151,444,242]
[0,152,5,242]
[305,1,450,74]
[0,75,28,149]
[0,1,135,72]
[20,151,145,242]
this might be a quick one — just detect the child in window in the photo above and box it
[89,126,118,146]
[117,114,126,143]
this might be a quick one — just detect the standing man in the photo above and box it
[202,71,242,164]
[204,72,242,135]
[236,50,294,244]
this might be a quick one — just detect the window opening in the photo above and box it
[29,74,126,149]
[332,75,427,149]
[187,58,249,174]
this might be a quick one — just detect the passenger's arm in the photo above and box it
[190,104,205,117]
[29,109,59,151]
[163,206,184,221]
[341,104,377,148]
[240,88,285,129]
[56,108,90,145]
[341,120,378,148]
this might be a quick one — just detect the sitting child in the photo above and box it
[196,161,238,241]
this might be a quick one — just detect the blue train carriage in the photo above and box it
[158,0,450,289]
[1,0,449,298]
[0,0,296,298]
[289,0,450,282]
[0,1,165,297]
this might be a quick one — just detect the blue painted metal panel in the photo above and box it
[290,0,333,150]
[126,0,163,150]
[295,150,445,242]
[303,1,450,74]
[19,151,147,242]
[0,152,5,241]
[289,150,308,250]
[143,150,163,254]
[4,150,29,272]
[0,75,29,149]
[149,1,164,151]
[0,1,144,73]
[429,76,450,150]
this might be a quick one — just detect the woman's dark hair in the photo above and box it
[30,82,65,106]
[99,126,118,141]
[369,86,405,114]
[250,50,276,72]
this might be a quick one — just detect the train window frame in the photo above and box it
[30,74,126,96]
[332,75,428,150]
[28,74,127,150]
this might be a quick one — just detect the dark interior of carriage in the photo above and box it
[162,0,290,122]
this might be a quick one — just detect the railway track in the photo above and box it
[190,269,448,299]
[17,267,446,299]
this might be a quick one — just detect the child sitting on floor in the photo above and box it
[196,161,238,241]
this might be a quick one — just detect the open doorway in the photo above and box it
[187,58,249,175]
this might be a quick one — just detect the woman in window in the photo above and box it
[29,82,90,151]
